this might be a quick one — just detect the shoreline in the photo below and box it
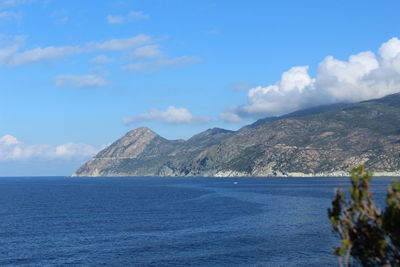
[70,171,400,178]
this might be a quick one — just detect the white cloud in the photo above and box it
[0,34,151,67]
[106,11,149,24]
[379,37,400,60]
[379,37,400,73]
[9,45,82,66]
[89,65,110,77]
[54,143,97,159]
[156,56,200,67]
[0,0,32,9]
[90,55,115,64]
[0,134,99,161]
[132,45,163,59]
[0,35,24,62]
[123,106,211,125]
[121,62,146,72]
[230,82,253,91]
[0,36,83,66]
[55,74,110,88]
[0,34,199,74]
[240,66,316,115]
[122,56,200,73]
[87,34,151,51]
[0,134,19,145]
[219,112,243,123]
[106,14,123,24]
[0,10,19,20]
[128,11,149,21]
[223,37,400,120]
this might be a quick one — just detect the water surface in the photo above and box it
[0,177,395,266]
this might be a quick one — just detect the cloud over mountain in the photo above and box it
[221,37,400,122]
[123,106,211,125]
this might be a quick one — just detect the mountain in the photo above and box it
[73,93,400,177]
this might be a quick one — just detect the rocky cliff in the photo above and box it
[73,93,400,177]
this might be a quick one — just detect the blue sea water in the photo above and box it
[0,177,395,266]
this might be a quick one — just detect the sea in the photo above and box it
[0,176,395,266]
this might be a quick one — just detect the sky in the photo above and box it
[1,0,400,176]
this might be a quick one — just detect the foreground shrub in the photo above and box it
[328,164,400,267]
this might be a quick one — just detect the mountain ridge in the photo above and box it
[73,93,400,177]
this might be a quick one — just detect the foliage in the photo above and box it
[328,164,400,267]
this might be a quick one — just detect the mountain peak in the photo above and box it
[74,93,400,177]
[126,127,158,137]
[207,127,234,134]
[94,127,160,159]
[364,92,400,107]
[187,127,234,143]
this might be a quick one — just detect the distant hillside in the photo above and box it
[73,93,400,177]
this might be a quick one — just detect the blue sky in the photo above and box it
[1,0,400,176]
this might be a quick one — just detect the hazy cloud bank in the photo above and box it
[0,134,99,161]
[0,34,199,88]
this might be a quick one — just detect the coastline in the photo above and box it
[71,170,400,178]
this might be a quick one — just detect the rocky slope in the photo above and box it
[73,93,400,177]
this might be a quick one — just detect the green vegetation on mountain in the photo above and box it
[73,93,400,177]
